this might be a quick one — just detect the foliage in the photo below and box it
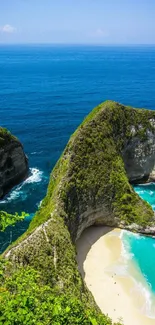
[0,211,28,231]
[9,101,155,244]
[2,101,155,325]
[0,264,122,325]
[109,157,153,226]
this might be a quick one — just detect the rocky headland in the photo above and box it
[0,127,28,198]
[1,101,155,324]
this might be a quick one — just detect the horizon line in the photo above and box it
[0,43,155,46]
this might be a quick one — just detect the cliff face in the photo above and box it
[122,128,155,183]
[3,101,155,323]
[0,127,28,198]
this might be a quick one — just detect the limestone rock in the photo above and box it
[122,133,155,183]
[0,127,28,198]
[4,101,155,271]
[3,101,155,325]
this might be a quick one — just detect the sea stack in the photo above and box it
[0,127,28,198]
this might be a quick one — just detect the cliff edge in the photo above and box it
[2,101,155,324]
[0,127,28,198]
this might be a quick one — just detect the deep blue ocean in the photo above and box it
[1,45,155,311]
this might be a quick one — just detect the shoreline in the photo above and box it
[76,226,155,325]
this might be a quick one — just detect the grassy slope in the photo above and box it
[1,101,155,324]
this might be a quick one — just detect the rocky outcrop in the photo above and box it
[122,130,155,183]
[0,127,28,198]
[3,101,155,325]
[4,100,155,271]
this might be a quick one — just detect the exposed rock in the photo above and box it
[4,100,155,268]
[3,101,155,323]
[149,167,155,182]
[0,127,28,198]
[122,132,155,183]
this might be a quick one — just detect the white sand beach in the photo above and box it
[76,226,155,325]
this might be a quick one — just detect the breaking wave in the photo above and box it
[0,168,43,204]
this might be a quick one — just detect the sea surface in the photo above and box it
[1,44,155,315]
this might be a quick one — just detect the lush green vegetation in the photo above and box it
[109,157,153,226]
[60,100,154,232]
[8,101,154,245]
[0,211,28,231]
[0,260,122,325]
[28,101,155,239]
[2,101,155,324]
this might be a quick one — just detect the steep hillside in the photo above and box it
[2,101,155,324]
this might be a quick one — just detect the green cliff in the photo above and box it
[1,101,155,324]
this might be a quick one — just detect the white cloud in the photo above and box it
[0,24,16,33]
[91,28,109,38]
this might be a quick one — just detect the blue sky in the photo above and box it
[0,0,155,44]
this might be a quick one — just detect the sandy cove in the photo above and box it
[76,226,155,325]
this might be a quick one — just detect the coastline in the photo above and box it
[76,226,155,325]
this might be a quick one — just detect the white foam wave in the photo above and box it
[38,199,43,208]
[137,182,155,186]
[119,230,134,262]
[107,230,155,318]
[131,232,142,240]
[136,190,144,195]
[132,279,155,318]
[0,168,43,203]
[31,152,37,155]
[106,230,134,277]
[119,230,155,318]
[31,151,43,155]
[24,168,43,184]
[0,188,24,203]
[120,229,142,240]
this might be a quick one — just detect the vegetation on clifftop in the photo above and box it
[0,127,18,146]
[0,259,123,325]
[2,101,155,324]
[28,101,155,240]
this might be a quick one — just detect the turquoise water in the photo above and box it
[121,184,155,316]
[123,230,155,292]
[134,183,155,211]
[133,184,155,295]
[133,183,155,295]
